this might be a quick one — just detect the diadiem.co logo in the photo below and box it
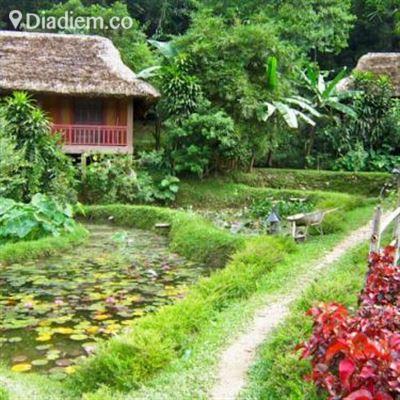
[9,10,134,31]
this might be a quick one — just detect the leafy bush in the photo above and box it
[300,247,400,399]
[332,73,400,172]
[0,133,26,200]
[249,198,314,218]
[0,194,77,243]
[81,154,180,205]
[0,92,76,202]
[81,154,139,204]
[166,108,240,177]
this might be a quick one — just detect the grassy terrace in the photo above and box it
[0,176,382,400]
[231,168,390,197]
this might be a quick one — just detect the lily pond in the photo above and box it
[0,224,207,377]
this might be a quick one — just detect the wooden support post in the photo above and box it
[291,221,296,239]
[81,152,88,178]
[393,178,400,266]
[370,206,383,254]
[393,215,400,266]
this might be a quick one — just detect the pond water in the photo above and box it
[0,224,207,377]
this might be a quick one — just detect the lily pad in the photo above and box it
[56,358,72,367]
[70,334,88,341]
[32,359,49,367]
[36,335,52,342]
[11,363,32,372]
[8,337,22,343]
[12,355,28,363]
[36,344,52,351]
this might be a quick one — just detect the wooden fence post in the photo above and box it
[370,206,383,254]
[393,179,400,266]
[393,215,400,266]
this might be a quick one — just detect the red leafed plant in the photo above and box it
[299,246,400,400]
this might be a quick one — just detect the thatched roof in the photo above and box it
[0,31,160,100]
[337,53,400,96]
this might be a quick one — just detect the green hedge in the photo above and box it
[231,168,390,197]
[0,226,88,265]
[82,204,243,268]
[69,234,296,394]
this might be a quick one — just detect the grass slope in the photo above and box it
[176,180,366,210]
[231,168,390,197]
[0,226,88,265]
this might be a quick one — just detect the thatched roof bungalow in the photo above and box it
[0,31,160,154]
[337,53,400,97]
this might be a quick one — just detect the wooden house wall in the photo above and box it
[37,95,129,126]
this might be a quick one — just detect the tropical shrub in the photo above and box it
[81,154,180,204]
[0,133,26,200]
[81,154,139,204]
[0,194,77,243]
[0,92,77,202]
[166,108,240,177]
[332,73,400,172]
[249,198,314,218]
[158,55,203,122]
[300,246,400,399]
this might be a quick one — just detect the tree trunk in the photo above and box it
[267,150,273,167]
[304,126,316,167]
[249,154,256,173]
[153,117,162,150]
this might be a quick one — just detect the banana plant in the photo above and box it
[137,40,179,79]
[301,66,357,118]
[300,66,357,162]
[259,96,321,129]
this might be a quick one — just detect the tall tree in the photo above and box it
[40,0,156,71]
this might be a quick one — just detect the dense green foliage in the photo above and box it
[81,154,180,205]
[0,194,78,243]
[333,73,400,171]
[1,0,398,172]
[0,92,76,202]
[166,108,239,176]
[40,0,155,71]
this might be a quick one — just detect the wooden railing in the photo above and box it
[370,205,400,265]
[52,124,128,146]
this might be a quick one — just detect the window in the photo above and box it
[74,99,104,125]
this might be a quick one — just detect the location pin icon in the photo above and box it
[9,10,23,29]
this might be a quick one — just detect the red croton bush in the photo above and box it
[300,246,400,400]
